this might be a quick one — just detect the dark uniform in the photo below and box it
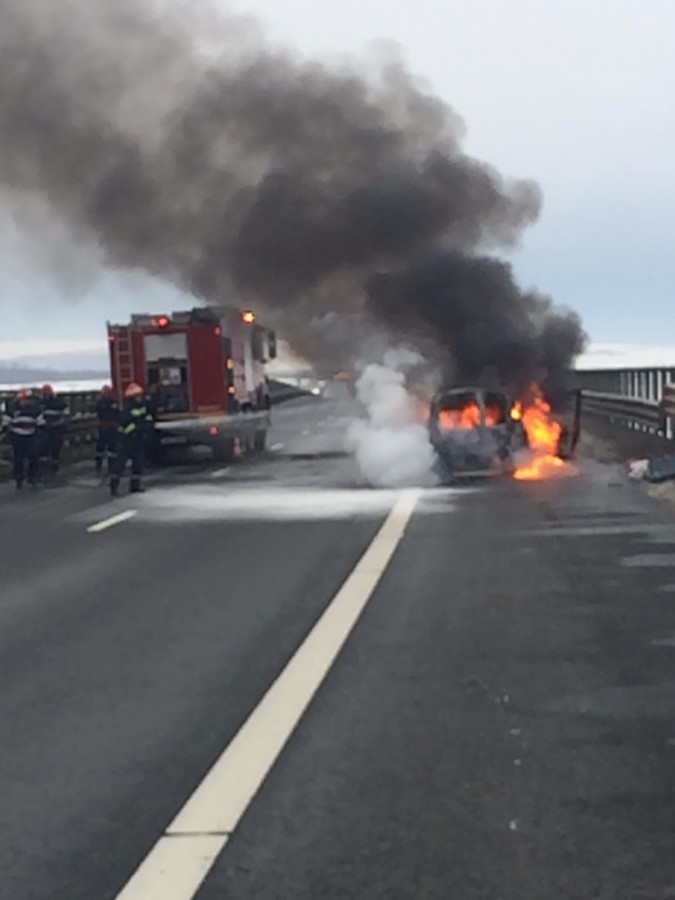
[40,391,69,474]
[110,396,154,495]
[95,392,120,475]
[3,395,43,488]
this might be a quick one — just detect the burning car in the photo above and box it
[429,386,527,482]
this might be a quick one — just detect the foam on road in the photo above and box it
[75,485,401,526]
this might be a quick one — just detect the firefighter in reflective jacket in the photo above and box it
[2,389,44,489]
[110,383,154,496]
[40,384,70,474]
[95,385,120,475]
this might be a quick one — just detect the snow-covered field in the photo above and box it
[0,378,104,393]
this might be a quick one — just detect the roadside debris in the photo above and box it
[628,455,675,483]
[628,459,650,480]
[647,455,675,483]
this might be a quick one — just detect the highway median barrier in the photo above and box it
[0,379,310,481]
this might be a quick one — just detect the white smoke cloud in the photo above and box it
[346,347,439,488]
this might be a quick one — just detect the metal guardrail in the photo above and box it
[575,367,675,444]
[0,380,306,411]
[0,389,97,416]
[0,410,100,468]
[582,390,665,432]
[0,380,308,466]
[574,365,675,400]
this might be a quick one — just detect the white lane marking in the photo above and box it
[622,553,675,567]
[114,488,420,900]
[651,637,675,647]
[87,510,138,533]
[115,837,226,900]
[210,467,231,479]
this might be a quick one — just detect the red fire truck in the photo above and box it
[108,306,277,461]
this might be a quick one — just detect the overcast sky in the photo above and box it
[2,0,675,350]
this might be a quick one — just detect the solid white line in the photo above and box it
[87,510,138,533]
[651,637,675,647]
[114,488,420,900]
[210,467,231,479]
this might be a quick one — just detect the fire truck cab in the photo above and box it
[108,306,277,461]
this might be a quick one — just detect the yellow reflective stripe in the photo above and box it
[121,423,136,435]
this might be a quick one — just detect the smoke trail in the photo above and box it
[0,0,584,381]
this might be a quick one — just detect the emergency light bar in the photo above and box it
[127,307,261,329]
[128,314,172,328]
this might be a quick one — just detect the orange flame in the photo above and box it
[512,390,566,481]
[438,402,502,430]
[439,402,481,430]
[484,406,502,427]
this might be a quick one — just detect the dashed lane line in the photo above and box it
[87,510,138,533]
[114,488,420,900]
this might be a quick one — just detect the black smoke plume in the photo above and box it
[0,0,585,384]
[366,252,585,389]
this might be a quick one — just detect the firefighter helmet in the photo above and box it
[124,382,144,398]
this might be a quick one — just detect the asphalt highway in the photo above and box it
[2,397,675,899]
